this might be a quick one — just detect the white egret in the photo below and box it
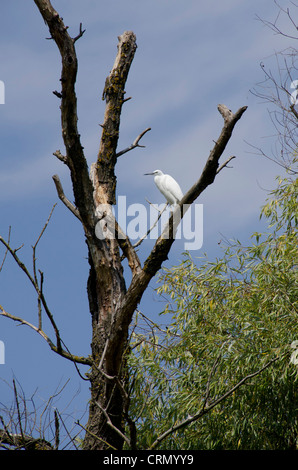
[144,169,183,206]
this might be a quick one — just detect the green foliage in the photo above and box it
[128,173,298,450]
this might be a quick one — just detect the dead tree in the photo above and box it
[0,0,247,450]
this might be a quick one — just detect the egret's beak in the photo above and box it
[144,172,154,175]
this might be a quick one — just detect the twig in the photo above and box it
[114,216,142,276]
[255,1,298,40]
[37,271,43,330]
[30,205,53,330]
[95,401,131,447]
[32,203,56,276]
[0,306,91,366]
[52,90,62,99]
[52,174,82,221]
[216,155,236,174]
[75,420,117,450]
[73,22,86,43]
[0,236,38,292]
[55,408,80,450]
[13,379,24,443]
[54,409,60,450]
[0,416,14,448]
[98,338,110,371]
[133,201,168,248]
[53,150,67,164]
[123,96,132,103]
[0,226,11,272]
[0,232,63,351]
[115,127,151,157]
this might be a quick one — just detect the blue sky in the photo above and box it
[0,0,296,445]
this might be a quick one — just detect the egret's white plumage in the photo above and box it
[144,169,183,206]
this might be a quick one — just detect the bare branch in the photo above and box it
[37,270,43,330]
[73,22,86,43]
[0,305,91,366]
[32,204,56,328]
[52,90,62,99]
[0,235,37,291]
[181,105,247,207]
[249,51,298,174]
[0,380,82,450]
[95,30,137,205]
[115,220,142,276]
[115,127,151,157]
[132,202,168,249]
[54,409,60,450]
[0,216,91,369]
[75,420,117,450]
[13,379,25,443]
[54,408,81,450]
[216,155,236,174]
[95,401,131,447]
[53,149,67,164]
[52,174,82,222]
[255,1,298,40]
[33,204,56,252]
[0,234,63,350]
[0,226,11,272]
[34,0,95,229]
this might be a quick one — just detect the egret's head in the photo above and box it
[144,169,163,176]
